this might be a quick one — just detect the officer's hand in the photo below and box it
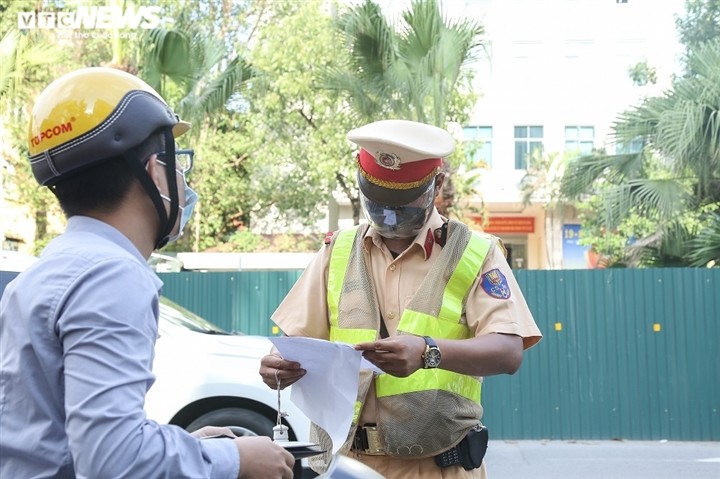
[259,352,306,390]
[355,335,426,377]
[234,436,294,479]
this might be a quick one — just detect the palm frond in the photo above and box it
[600,185,634,229]
[1,29,59,100]
[338,0,395,77]
[325,0,482,126]
[624,221,693,267]
[0,30,19,98]
[612,40,720,195]
[139,12,254,131]
[560,151,644,198]
[178,57,253,126]
[142,28,193,81]
[628,178,688,221]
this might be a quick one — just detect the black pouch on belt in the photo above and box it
[435,423,489,470]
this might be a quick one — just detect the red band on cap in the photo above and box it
[358,149,442,190]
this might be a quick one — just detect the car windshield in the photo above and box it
[159,297,235,335]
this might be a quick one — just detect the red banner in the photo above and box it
[475,216,535,234]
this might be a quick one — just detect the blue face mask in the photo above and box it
[166,180,198,242]
[156,163,199,243]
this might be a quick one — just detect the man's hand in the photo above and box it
[234,436,294,479]
[259,352,306,390]
[355,335,426,377]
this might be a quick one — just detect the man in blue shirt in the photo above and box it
[0,67,294,478]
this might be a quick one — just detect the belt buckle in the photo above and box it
[363,426,384,455]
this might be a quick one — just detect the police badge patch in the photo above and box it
[481,269,511,299]
[376,152,401,170]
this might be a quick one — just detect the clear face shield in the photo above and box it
[360,179,436,239]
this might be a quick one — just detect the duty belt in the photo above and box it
[352,424,467,464]
[353,425,385,455]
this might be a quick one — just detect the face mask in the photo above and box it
[159,174,198,243]
[171,182,198,242]
[360,181,436,239]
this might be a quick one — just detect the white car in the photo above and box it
[145,297,315,477]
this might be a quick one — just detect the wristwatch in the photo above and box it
[421,336,441,368]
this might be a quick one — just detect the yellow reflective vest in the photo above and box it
[323,220,492,457]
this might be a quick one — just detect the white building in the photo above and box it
[465,0,684,269]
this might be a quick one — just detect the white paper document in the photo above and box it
[269,336,381,454]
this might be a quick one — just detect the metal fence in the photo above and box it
[482,269,719,441]
[2,268,718,440]
[158,268,720,441]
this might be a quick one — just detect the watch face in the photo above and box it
[425,347,441,368]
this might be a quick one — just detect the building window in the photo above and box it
[2,238,21,252]
[462,126,492,167]
[616,138,644,154]
[514,125,543,170]
[565,126,595,156]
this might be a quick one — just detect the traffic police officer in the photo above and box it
[260,119,542,478]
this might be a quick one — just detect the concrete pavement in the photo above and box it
[485,440,720,479]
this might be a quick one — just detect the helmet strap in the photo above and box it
[124,127,179,250]
[158,128,179,248]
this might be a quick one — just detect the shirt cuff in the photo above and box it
[200,438,240,479]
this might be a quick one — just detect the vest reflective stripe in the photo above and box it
[376,368,481,400]
[327,226,357,330]
[353,400,363,424]
[330,327,376,344]
[439,234,489,323]
[395,310,472,339]
[328,227,376,343]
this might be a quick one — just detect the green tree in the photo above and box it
[130,3,256,251]
[324,0,484,219]
[241,0,357,230]
[676,0,720,61]
[627,59,658,86]
[138,10,253,130]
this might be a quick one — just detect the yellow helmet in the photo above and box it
[27,67,190,185]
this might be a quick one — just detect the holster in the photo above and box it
[434,423,489,470]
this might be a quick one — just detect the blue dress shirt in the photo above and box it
[0,216,239,478]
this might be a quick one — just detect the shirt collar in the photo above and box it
[65,216,148,266]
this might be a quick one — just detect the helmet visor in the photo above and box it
[360,179,436,239]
